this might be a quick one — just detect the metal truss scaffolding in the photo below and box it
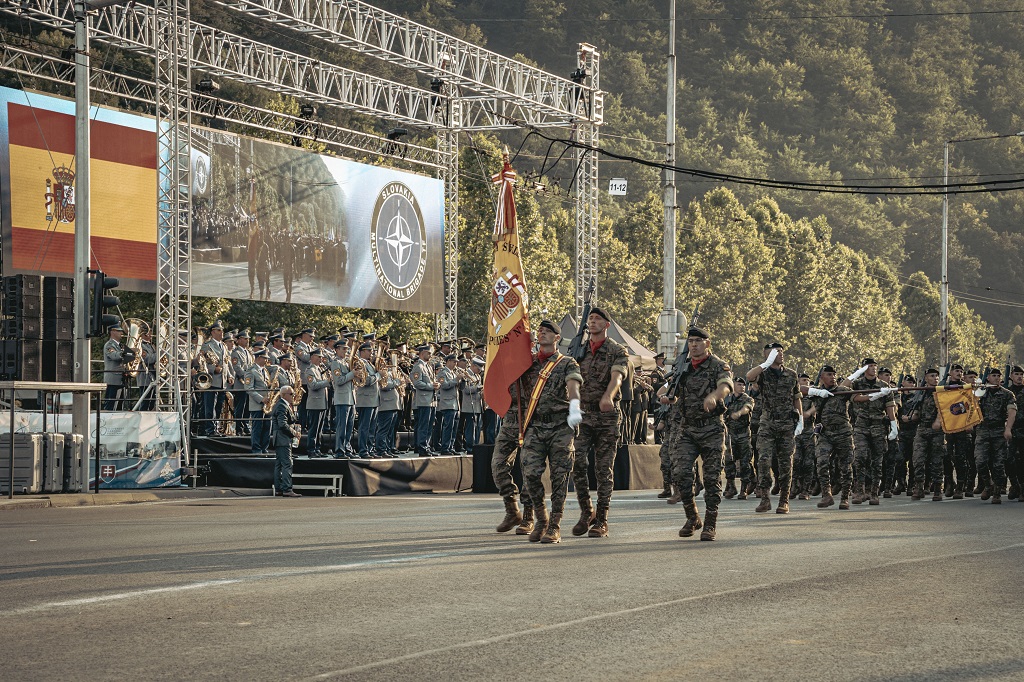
[1,0,603,350]
[153,0,193,450]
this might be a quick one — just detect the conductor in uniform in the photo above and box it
[103,323,126,411]
[271,385,301,497]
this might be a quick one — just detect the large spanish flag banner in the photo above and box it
[483,152,533,418]
[2,88,157,287]
[935,385,983,433]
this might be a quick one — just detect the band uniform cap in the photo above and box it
[272,327,286,335]
[109,323,123,332]
[589,306,611,323]
[362,333,376,341]
[988,367,1002,375]
[764,341,784,350]
[254,331,268,338]
[343,332,356,339]
[475,344,485,350]
[223,332,236,341]
[301,328,315,335]
[333,340,347,349]
[472,358,485,367]
[688,328,710,340]
[252,341,266,349]
[237,330,249,339]
[820,365,837,374]
[416,344,431,353]
[358,342,372,351]
[270,333,284,341]
[208,320,224,331]
[861,357,877,366]
[949,363,964,371]
[538,319,561,336]
[654,352,666,359]
[280,354,295,363]
[1013,365,1024,374]
[309,348,324,357]
[378,335,390,344]
[253,349,267,358]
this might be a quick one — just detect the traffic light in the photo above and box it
[89,270,120,337]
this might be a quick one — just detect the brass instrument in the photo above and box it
[193,331,211,389]
[263,365,281,414]
[204,349,223,374]
[290,365,304,405]
[221,391,236,436]
[122,318,147,378]
[350,338,367,388]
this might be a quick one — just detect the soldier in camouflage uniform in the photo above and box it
[847,358,899,505]
[655,364,677,499]
[974,367,1017,504]
[518,320,584,544]
[878,367,901,498]
[492,383,536,536]
[570,307,628,538]
[1007,365,1024,502]
[807,366,854,509]
[911,369,944,501]
[793,373,817,500]
[724,377,755,500]
[659,327,733,541]
[896,374,922,495]
[942,364,973,496]
[746,342,801,514]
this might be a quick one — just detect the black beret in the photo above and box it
[735,377,746,384]
[764,341,784,350]
[925,367,940,375]
[861,357,877,366]
[589,307,611,322]
[798,373,810,379]
[949,363,964,371]
[820,365,837,374]
[687,327,709,339]
[1013,365,1024,373]
[964,368,978,376]
[988,367,1002,375]
[879,367,892,375]
[538,319,561,336]
[654,352,666,359]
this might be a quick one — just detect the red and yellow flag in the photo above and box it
[935,386,983,433]
[483,153,533,417]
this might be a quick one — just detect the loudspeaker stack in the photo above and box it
[1,275,74,382]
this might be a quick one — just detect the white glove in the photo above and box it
[806,387,833,398]
[974,386,987,398]
[887,420,899,441]
[567,399,583,428]
[759,349,779,370]
[847,364,869,382]
[794,413,804,436]
[868,386,894,401]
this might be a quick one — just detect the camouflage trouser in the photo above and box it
[727,432,754,485]
[572,409,620,510]
[1009,433,1024,490]
[897,430,916,486]
[794,434,816,485]
[974,426,1008,490]
[946,431,972,487]
[491,418,532,508]
[912,427,944,488]
[669,423,725,512]
[757,420,795,493]
[854,422,887,490]
[816,429,853,495]
[521,422,575,514]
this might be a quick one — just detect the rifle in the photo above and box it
[567,277,596,362]
[651,303,701,431]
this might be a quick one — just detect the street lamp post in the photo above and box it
[940,130,1024,366]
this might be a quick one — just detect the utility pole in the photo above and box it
[72,0,91,450]
[657,0,681,359]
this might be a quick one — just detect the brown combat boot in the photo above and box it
[678,503,703,537]
[737,481,749,500]
[496,496,523,533]
[571,502,595,536]
[723,479,737,499]
[817,486,834,508]
[700,509,717,541]
[529,506,548,543]
[755,493,772,513]
[657,474,672,498]
[838,490,851,510]
[516,506,535,535]
[776,497,790,514]
[883,487,893,499]
[852,482,866,504]
[869,485,880,506]
[667,487,682,504]
[952,483,964,500]
[991,492,1002,504]
[540,513,562,543]
[980,484,992,501]
[744,481,757,497]
[588,507,609,537]
[911,484,924,501]
[811,479,822,497]
[932,481,944,502]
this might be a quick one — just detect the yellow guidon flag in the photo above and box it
[934,386,982,434]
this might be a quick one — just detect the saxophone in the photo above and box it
[290,365,304,405]
[350,339,367,388]
[263,366,281,414]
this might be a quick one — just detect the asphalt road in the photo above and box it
[2,491,1023,681]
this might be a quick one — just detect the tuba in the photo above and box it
[350,338,367,388]
[122,318,147,378]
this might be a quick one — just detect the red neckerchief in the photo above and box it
[537,349,555,364]
[589,338,605,354]
[691,354,710,370]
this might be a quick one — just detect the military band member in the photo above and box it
[436,354,461,455]
[411,345,440,456]
[354,343,381,458]
[271,385,301,497]
[747,342,800,514]
[374,363,403,458]
[303,348,331,457]
[330,340,357,458]
[232,330,254,436]
[268,333,286,365]
[570,307,628,538]
[136,324,157,411]
[245,349,272,454]
[461,359,485,450]
[518,320,583,544]
[103,324,126,411]
[911,369,944,501]
[806,366,854,509]
[846,358,898,505]
[200,321,232,436]
[974,367,1017,504]
[294,328,315,426]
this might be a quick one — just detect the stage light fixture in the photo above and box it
[300,104,316,118]
[196,78,220,93]
[570,67,588,84]
[386,127,408,141]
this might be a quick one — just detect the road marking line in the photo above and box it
[304,540,1024,679]
[1,579,242,616]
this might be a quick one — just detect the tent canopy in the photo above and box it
[557,314,657,370]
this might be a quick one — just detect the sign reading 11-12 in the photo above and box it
[608,178,627,196]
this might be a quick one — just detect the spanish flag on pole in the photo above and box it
[483,151,533,417]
